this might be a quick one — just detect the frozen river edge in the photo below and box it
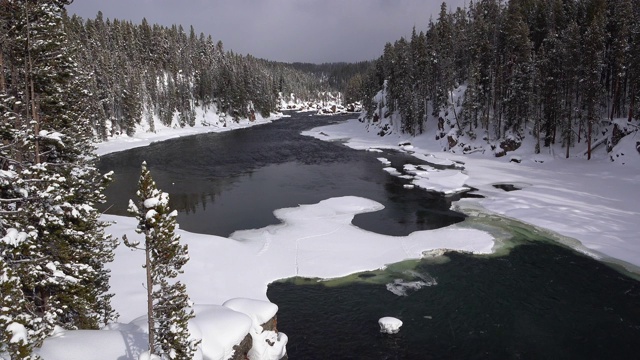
[302,118,640,277]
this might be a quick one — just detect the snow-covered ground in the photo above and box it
[303,117,640,274]
[103,196,494,322]
[31,107,639,360]
[94,107,287,156]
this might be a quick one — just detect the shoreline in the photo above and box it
[97,113,640,322]
[303,117,640,275]
[94,111,288,157]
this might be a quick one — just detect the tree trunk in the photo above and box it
[0,51,6,93]
[145,244,155,355]
[566,100,572,159]
[449,90,461,131]
[30,79,40,164]
[610,76,621,121]
[587,116,593,160]
[629,84,635,122]
[578,116,583,144]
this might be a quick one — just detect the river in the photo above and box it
[99,112,640,359]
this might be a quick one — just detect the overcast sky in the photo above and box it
[67,0,467,64]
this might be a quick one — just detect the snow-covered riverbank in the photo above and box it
[94,108,288,156]
[303,117,640,274]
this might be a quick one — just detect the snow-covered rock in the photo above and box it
[222,298,278,333]
[378,317,403,334]
[248,330,288,360]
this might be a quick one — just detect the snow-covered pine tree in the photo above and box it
[1,0,117,356]
[0,249,33,359]
[125,162,197,359]
[582,1,606,160]
[501,1,533,138]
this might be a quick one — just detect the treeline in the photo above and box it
[287,61,373,102]
[359,0,640,157]
[63,12,339,139]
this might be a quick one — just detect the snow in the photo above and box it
[302,116,640,273]
[7,322,28,344]
[378,317,403,334]
[377,157,391,166]
[94,106,287,156]
[402,164,470,195]
[38,193,491,359]
[1,228,28,246]
[188,305,252,360]
[39,130,64,143]
[36,305,267,360]
[382,166,401,176]
[102,196,494,325]
[138,351,161,360]
[37,329,140,360]
[248,331,288,360]
[222,298,278,332]
[144,209,158,220]
[385,270,438,296]
[143,197,160,208]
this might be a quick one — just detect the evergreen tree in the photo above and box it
[125,162,197,359]
[582,1,606,159]
[501,2,533,138]
[0,241,33,359]
[1,0,117,357]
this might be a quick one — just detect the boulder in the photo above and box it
[447,134,458,149]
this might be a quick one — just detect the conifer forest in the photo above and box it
[358,0,640,158]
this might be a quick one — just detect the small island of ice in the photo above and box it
[378,317,403,334]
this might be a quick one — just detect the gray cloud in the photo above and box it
[67,0,467,63]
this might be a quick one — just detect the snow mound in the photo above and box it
[377,157,391,166]
[383,167,401,176]
[189,305,252,360]
[138,351,161,360]
[378,317,403,334]
[36,329,141,360]
[6,322,28,344]
[222,299,287,360]
[248,330,288,360]
[37,302,286,360]
[223,298,278,331]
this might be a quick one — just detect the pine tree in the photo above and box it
[501,2,533,138]
[125,162,197,359]
[1,0,117,356]
[0,245,33,359]
[582,1,606,160]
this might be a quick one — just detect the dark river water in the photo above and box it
[99,112,640,359]
[98,113,463,237]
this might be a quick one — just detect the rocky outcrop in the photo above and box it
[218,317,288,360]
[230,333,252,360]
[254,316,288,360]
[222,298,287,360]
[447,134,458,149]
[495,137,521,157]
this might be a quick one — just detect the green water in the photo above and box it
[268,217,640,359]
